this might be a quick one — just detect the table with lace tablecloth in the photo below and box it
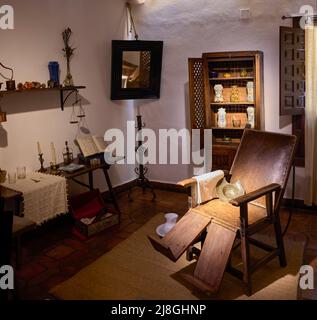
[1,172,68,225]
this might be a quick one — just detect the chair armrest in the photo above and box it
[177,169,228,188]
[177,178,197,188]
[229,183,281,207]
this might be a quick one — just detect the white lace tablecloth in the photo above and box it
[1,172,68,225]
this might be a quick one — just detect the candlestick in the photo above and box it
[51,142,57,165]
[38,153,46,173]
[63,141,73,165]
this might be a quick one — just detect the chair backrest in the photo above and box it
[229,129,297,207]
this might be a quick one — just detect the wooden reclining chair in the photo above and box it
[148,129,297,296]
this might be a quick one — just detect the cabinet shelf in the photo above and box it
[211,127,245,130]
[209,77,254,81]
[0,86,86,111]
[214,142,240,148]
[189,51,263,171]
[210,102,254,106]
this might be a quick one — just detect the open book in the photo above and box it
[76,136,108,158]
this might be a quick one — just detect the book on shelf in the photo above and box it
[76,135,108,158]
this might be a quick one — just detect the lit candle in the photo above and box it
[37,142,42,155]
[51,142,57,165]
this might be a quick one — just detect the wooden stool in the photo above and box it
[12,216,36,269]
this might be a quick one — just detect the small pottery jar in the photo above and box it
[217,108,226,128]
[48,61,60,87]
[232,119,241,127]
[247,106,255,128]
[240,69,248,77]
[210,71,218,78]
[246,81,254,102]
[214,84,224,102]
[6,80,16,91]
[230,85,239,102]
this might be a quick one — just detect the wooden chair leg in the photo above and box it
[240,204,252,296]
[241,231,252,296]
[273,214,287,267]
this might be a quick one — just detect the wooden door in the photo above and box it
[280,26,305,116]
[280,26,305,165]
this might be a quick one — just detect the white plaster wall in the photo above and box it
[0,0,312,200]
[0,0,135,192]
[131,0,314,199]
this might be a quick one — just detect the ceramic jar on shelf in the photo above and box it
[247,106,255,128]
[217,108,227,128]
[247,81,254,102]
[230,85,239,102]
[214,84,224,102]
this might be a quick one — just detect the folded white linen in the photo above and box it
[193,170,224,205]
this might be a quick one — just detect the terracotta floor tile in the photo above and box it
[60,250,96,272]
[63,238,89,252]
[12,189,317,300]
[46,244,74,260]
[28,267,60,287]
[15,262,46,280]
[42,274,69,291]
[37,255,60,269]
[122,222,142,233]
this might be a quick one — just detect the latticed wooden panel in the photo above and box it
[188,58,205,129]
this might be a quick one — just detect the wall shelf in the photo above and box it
[59,86,86,111]
[209,77,254,81]
[0,85,86,111]
[211,127,245,130]
[210,102,254,106]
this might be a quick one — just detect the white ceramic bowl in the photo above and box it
[156,213,179,237]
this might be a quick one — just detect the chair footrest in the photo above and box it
[148,210,211,261]
[147,236,177,262]
[193,221,237,293]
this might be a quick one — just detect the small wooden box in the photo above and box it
[75,212,119,238]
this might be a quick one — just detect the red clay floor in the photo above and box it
[11,188,317,300]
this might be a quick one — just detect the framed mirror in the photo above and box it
[111,40,163,100]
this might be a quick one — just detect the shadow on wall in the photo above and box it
[0,125,8,148]
[1,90,90,115]
[279,114,292,129]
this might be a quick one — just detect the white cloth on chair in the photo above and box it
[193,170,224,205]
[1,172,68,225]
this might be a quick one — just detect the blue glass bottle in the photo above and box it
[48,61,60,87]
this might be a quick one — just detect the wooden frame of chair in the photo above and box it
[179,179,284,296]
[149,130,297,296]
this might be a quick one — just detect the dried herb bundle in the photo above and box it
[62,28,75,60]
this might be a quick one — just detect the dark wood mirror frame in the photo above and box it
[111,40,163,100]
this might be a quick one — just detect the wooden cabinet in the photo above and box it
[188,51,264,170]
